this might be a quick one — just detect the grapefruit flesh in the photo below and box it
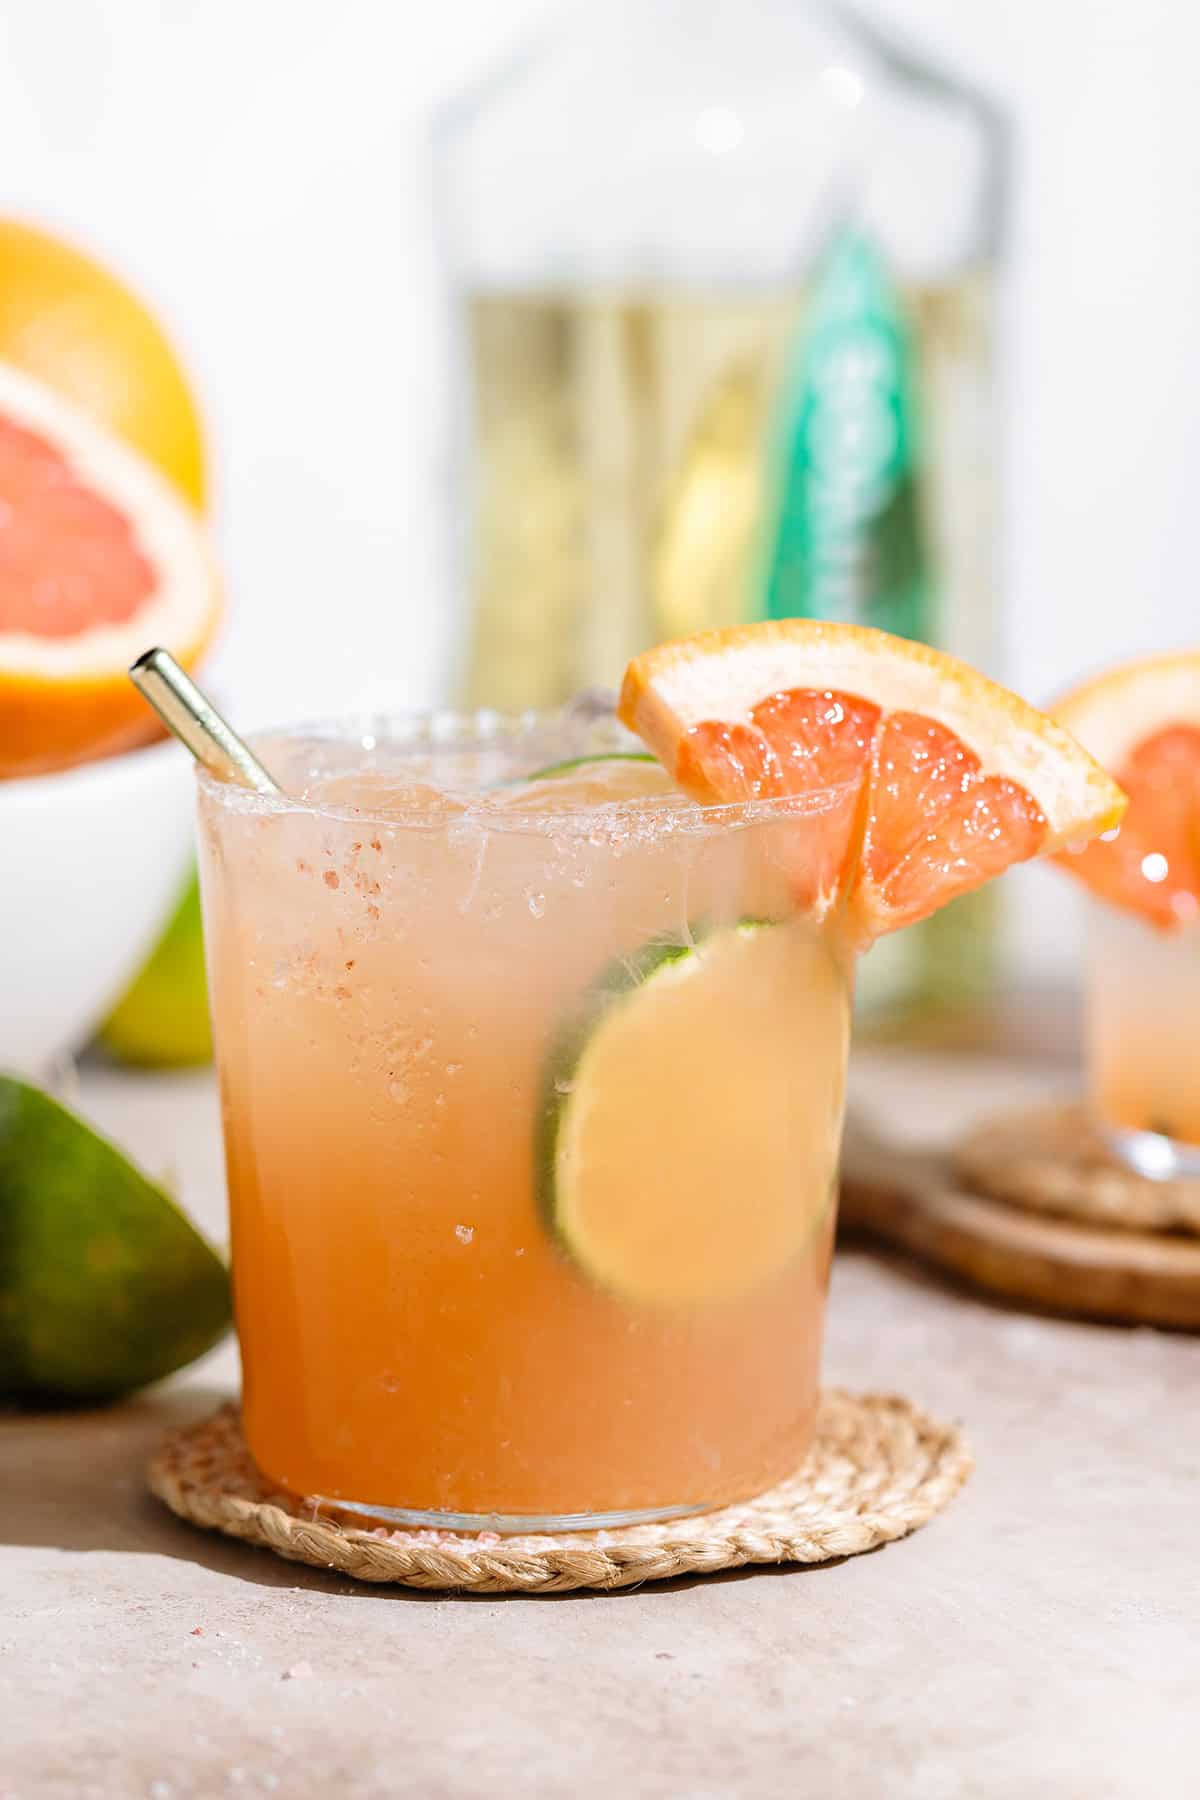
[0,412,157,636]
[1052,652,1200,929]
[0,361,220,778]
[620,622,1125,942]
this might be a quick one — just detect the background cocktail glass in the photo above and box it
[1085,897,1200,1180]
[197,711,855,1531]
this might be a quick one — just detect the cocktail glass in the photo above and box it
[197,710,854,1531]
[1085,896,1200,1179]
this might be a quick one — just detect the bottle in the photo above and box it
[436,0,1007,1025]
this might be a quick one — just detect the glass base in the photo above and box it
[307,1494,712,1536]
[1103,1123,1200,1182]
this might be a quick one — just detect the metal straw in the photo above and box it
[129,648,281,795]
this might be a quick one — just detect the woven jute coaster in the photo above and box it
[956,1102,1200,1236]
[147,1392,970,1595]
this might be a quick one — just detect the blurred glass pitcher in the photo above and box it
[436,0,1007,713]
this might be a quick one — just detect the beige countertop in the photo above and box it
[3,1053,1197,1799]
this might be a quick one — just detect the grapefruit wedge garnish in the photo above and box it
[619,621,1125,943]
[0,361,220,777]
[1051,651,1200,930]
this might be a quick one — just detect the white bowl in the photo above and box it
[0,739,195,1079]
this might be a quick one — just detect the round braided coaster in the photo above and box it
[147,1392,971,1595]
[956,1102,1200,1236]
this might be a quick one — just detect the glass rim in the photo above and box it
[194,707,861,834]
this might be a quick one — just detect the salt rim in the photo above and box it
[195,707,861,837]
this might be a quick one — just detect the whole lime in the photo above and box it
[0,1075,230,1404]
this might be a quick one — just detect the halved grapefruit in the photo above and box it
[1051,651,1200,930]
[619,621,1125,942]
[0,216,206,508]
[0,361,220,778]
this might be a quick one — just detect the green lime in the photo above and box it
[536,920,848,1308]
[98,870,212,1068]
[525,752,657,780]
[0,1076,230,1404]
[497,752,676,816]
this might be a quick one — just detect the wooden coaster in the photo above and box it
[147,1393,970,1595]
[955,1102,1200,1236]
[841,1113,1200,1330]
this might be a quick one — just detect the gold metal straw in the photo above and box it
[129,648,281,795]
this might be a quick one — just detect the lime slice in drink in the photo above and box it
[0,1076,231,1403]
[526,751,656,780]
[498,751,671,813]
[538,921,847,1307]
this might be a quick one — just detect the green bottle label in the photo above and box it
[759,233,933,641]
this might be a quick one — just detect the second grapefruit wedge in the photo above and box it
[1051,651,1200,930]
[619,621,1125,942]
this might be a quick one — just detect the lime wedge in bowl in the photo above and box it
[98,870,212,1068]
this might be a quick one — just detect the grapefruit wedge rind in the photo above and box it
[1052,650,1200,772]
[620,622,1123,845]
[1052,651,1200,931]
[0,360,220,777]
[619,622,1126,942]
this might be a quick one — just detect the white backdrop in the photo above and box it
[1,0,1196,975]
